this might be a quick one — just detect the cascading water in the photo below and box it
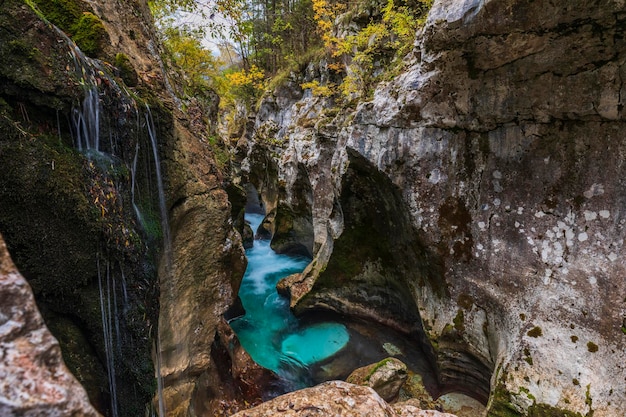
[97,257,120,417]
[230,213,349,388]
[72,86,100,152]
[61,28,102,153]
[145,107,171,260]
[144,105,169,417]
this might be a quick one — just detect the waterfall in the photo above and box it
[144,105,169,417]
[145,106,171,260]
[131,137,145,229]
[60,27,102,153]
[72,87,100,152]
[97,257,119,417]
[51,22,167,415]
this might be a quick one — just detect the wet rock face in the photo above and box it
[0,0,160,414]
[243,0,626,415]
[0,234,100,417]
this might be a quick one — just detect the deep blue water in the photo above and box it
[229,213,349,378]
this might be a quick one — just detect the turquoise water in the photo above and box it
[229,213,349,377]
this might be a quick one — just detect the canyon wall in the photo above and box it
[0,0,246,415]
[242,0,626,415]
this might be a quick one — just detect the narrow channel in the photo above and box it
[229,212,350,387]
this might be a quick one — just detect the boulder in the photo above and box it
[0,233,100,416]
[230,380,397,417]
[393,400,458,417]
[230,380,459,417]
[346,358,408,402]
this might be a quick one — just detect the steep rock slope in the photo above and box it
[241,0,626,415]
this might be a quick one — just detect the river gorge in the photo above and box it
[1,0,625,416]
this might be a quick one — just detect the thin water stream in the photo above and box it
[229,213,349,386]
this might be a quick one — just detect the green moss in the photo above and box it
[8,39,40,59]
[523,347,533,366]
[488,381,523,417]
[527,403,585,417]
[585,384,593,413]
[453,309,465,332]
[527,326,543,338]
[71,12,107,57]
[29,0,82,32]
[489,371,587,417]
[586,341,598,352]
[364,358,394,381]
[29,0,107,58]
[573,378,580,386]
[571,335,578,343]
[519,387,536,402]
[114,53,139,87]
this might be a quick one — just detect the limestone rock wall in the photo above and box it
[157,115,248,416]
[242,0,626,415]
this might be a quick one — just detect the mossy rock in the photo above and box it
[29,0,108,58]
[29,0,83,32]
[527,403,585,417]
[346,357,408,402]
[71,12,107,57]
[115,53,139,87]
[0,1,79,104]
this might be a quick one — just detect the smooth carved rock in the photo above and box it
[158,119,247,416]
[346,358,408,402]
[216,318,278,402]
[0,234,100,417]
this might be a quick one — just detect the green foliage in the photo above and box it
[333,0,430,99]
[527,326,543,338]
[150,0,319,76]
[160,26,223,96]
[301,80,335,97]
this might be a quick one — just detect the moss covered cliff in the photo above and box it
[0,0,247,415]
